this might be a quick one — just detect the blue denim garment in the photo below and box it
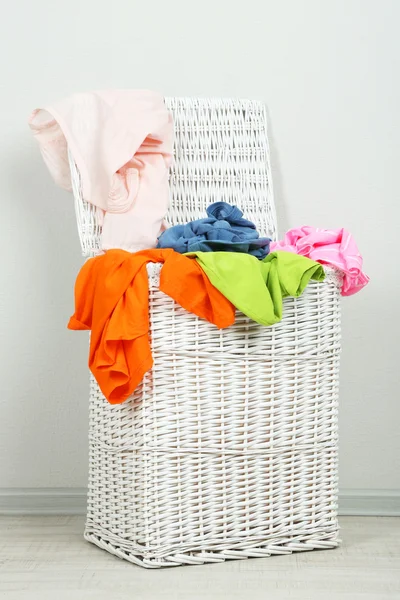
[157,202,271,259]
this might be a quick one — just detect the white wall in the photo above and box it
[0,0,399,496]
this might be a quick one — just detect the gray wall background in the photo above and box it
[0,0,399,510]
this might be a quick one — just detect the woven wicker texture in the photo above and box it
[69,97,341,567]
[70,98,277,255]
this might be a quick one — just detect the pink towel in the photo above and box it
[270,227,369,296]
[29,90,173,252]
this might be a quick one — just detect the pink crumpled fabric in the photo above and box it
[28,90,173,253]
[270,227,369,296]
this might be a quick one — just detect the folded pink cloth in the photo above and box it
[270,226,369,296]
[29,90,173,252]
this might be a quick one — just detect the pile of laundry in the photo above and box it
[29,90,369,405]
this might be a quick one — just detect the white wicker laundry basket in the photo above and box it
[69,97,342,568]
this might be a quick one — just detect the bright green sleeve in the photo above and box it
[261,251,325,298]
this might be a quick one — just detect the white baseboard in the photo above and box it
[0,488,87,515]
[338,489,400,516]
[0,488,399,517]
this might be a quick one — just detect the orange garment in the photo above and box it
[68,248,235,404]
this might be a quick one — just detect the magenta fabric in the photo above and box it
[270,227,369,296]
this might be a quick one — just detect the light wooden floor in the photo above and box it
[0,516,399,599]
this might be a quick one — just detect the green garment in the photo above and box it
[186,251,325,326]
